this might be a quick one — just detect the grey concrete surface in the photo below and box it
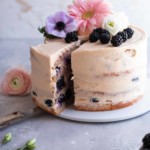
[0,39,150,150]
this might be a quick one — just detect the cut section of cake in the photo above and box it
[71,26,147,111]
[30,39,80,115]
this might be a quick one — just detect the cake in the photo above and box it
[72,26,147,111]
[30,0,147,115]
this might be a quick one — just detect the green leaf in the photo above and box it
[26,138,36,147]
[27,144,36,150]
[1,133,12,144]
[38,26,60,39]
[16,138,36,150]
[38,26,45,33]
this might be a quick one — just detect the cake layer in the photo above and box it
[75,84,145,111]
[75,95,143,111]
[30,39,80,114]
[72,26,147,75]
[75,84,145,105]
[74,66,146,93]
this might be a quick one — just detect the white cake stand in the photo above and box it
[57,79,150,122]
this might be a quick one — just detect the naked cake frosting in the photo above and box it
[30,0,147,114]
[72,26,147,111]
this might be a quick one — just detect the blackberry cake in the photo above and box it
[30,0,147,114]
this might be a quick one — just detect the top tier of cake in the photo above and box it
[72,26,147,74]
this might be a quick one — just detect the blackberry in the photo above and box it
[57,94,66,104]
[94,28,109,35]
[45,99,53,107]
[124,28,134,39]
[65,31,78,43]
[117,31,128,42]
[65,37,71,43]
[90,98,99,103]
[56,76,65,91]
[99,33,110,44]
[89,32,99,42]
[142,133,150,149]
[111,35,123,47]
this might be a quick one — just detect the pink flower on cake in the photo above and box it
[45,11,77,38]
[68,0,113,35]
[0,67,31,96]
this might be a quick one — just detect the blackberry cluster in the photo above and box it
[89,27,134,47]
[65,31,78,43]
[111,28,134,47]
[124,27,134,39]
[89,28,110,44]
[142,133,150,149]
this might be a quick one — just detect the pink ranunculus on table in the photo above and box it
[0,67,31,96]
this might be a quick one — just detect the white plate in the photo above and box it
[58,79,150,122]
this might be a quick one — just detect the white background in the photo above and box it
[0,0,150,39]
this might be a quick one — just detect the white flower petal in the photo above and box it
[103,12,129,35]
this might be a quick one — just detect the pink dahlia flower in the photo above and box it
[68,0,113,35]
[0,67,31,96]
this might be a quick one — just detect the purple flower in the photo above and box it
[45,11,77,38]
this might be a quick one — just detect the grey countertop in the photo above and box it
[0,39,150,150]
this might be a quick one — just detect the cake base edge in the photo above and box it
[74,95,143,111]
